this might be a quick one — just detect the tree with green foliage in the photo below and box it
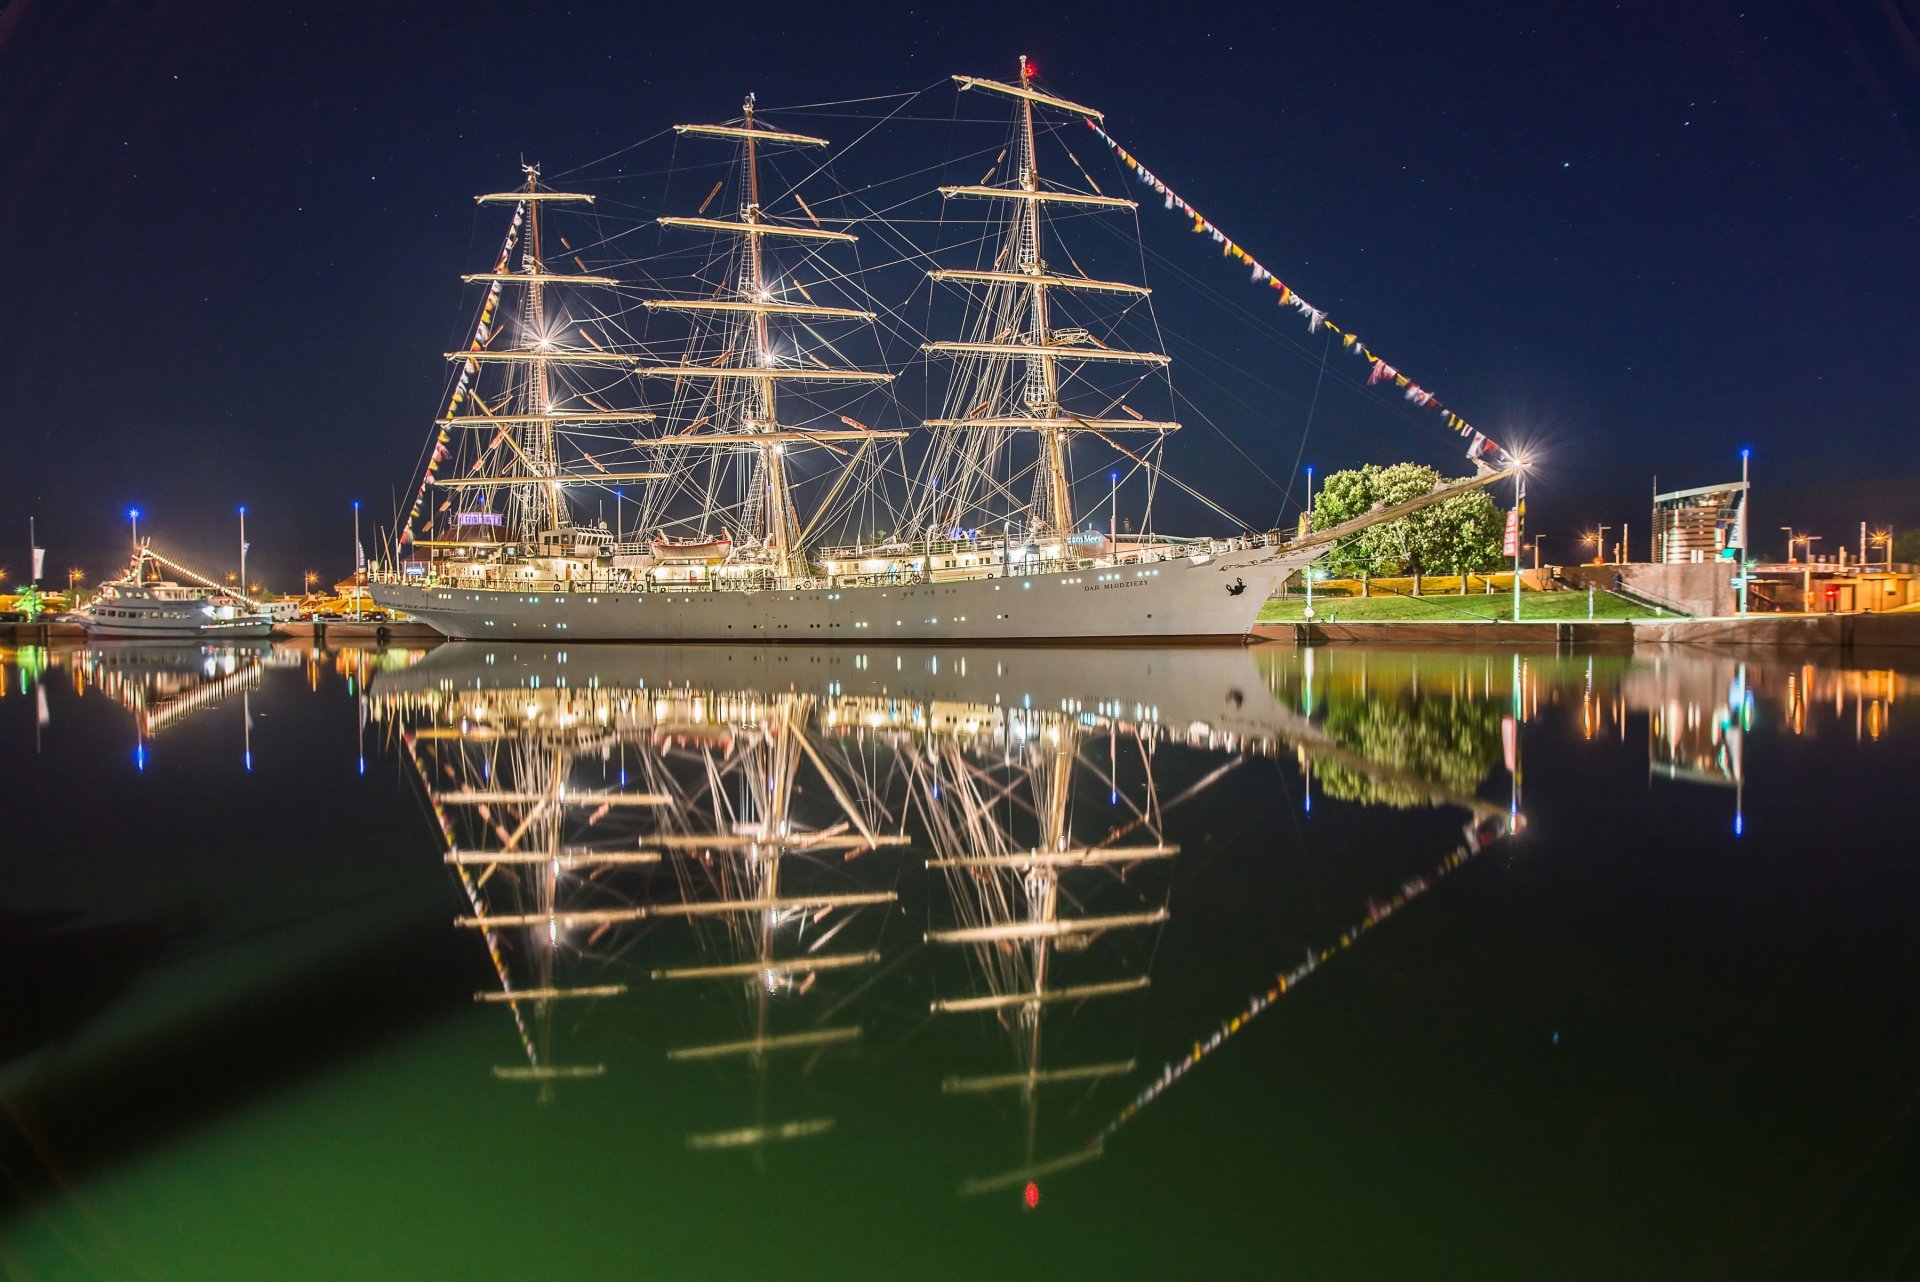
[11,585,44,620]
[1895,529,1920,567]
[1312,688,1502,809]
[1307,463,1506,578]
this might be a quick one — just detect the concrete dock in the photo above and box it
[1255,612,1920,650]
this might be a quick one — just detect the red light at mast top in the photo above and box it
[1022,58,1038,82]
[1024,1181,1041,1209]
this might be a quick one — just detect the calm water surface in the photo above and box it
[1,640,1915,1280]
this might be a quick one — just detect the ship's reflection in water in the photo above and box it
[371,644,1447,1192]
[1,640,1915,1277]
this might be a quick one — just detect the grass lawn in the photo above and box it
[1257,589,1669,623]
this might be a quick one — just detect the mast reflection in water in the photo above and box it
[1,639,1915,1278]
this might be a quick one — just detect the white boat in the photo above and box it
[371,64,1507,643]
[82,544,276,639]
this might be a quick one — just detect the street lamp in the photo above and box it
[1800,533,1822,562]
[1511,455,1529,622]
[128,507,141,550]
[1781,526,1796,564]
[1531,535,1546,571]
[68,566,84,609]
[1870,529,1892,570]
[1590,525,1611,565]
[238,505,248,598]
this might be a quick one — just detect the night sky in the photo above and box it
[3,1,1916,590]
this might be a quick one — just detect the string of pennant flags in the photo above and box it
[402,200,528,549]
[1090,811,1514,1148]
[1085,121,1510,470]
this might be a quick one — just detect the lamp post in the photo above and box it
[1592,525,1610,566]
[1531,535,1545,571]
[352,500,362,620]
[69,566,84,611]
[1737,449,1749,615]
[1512,459,1527,622]
[128,507,141,551]
[1798,534,1821,612]
[1781,526,1796,564]
[1305,465,1315,520]
[238,506,248,601]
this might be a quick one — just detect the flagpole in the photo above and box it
[353,500,362,620]
[238,506,248,597]
[28,515,38,586]
[1511,467,1524,622]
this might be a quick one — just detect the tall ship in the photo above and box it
[370,63,1494,642]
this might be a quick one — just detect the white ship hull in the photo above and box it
[80,611,275,639]
[371,541,1305,643]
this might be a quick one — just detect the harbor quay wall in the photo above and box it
[1251,621,1634,647]
[1254,613,1920,650]
[1632,613,1920,649]
[1556,562,1735,617]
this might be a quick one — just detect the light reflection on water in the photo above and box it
[1,639,1914,1278]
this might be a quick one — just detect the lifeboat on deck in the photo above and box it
[649,532,734,564]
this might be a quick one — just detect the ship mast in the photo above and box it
[432,172,664,547]
[925,59,1179,545]
[1014,60,1072,537]
[520,165,561,542]
[744,97,800,578]
[644,99,902,581]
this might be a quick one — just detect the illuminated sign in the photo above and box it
[455,512,505,527]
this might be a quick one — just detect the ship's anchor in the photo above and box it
[1225,577,1246,596]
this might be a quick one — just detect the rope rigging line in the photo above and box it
[1278,330,1332,526]
[1084,120,1511,471]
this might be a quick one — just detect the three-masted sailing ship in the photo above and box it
[369,63,1329,641]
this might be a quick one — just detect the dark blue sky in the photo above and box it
[3,0,1916,587]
